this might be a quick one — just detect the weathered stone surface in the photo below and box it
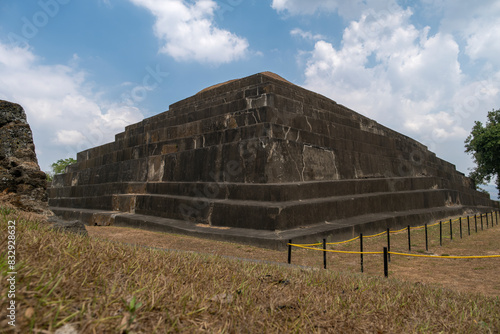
[49,216,88,236]
[48,72,498,246]
[0,100,48,212]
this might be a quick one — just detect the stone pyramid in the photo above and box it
[49,72,497,248]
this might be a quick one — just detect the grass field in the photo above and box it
[1,206,500,333]
[88,212,500,297]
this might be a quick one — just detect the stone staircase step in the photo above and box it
[49,205,494,249]
[144,177,443,201]
[131,188,462,230]
[49,176,444,204]
[49,176,493,218]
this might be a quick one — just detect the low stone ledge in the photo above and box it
[48,216,88,236]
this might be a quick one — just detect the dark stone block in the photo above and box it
[48,72,498,242]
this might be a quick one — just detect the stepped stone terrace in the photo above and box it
[48,72,498,248]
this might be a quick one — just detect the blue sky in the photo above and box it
[1,0,500,197]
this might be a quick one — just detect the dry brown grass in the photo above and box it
[1,207,500,333]
[87,214,500,297]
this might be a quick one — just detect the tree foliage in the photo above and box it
[465,109,500,197]
[51,158,77,175]
[46,158,77,181]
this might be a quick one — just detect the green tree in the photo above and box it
[465,109,500,197]
[51,158,77,174]
[46,158,77,181]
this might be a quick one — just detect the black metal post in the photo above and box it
[387,228,391,263]
[383,247,388,278]
[288,239,292,264]
[323,239,327,270]
[481,213,484,231]
[467,215,470,236]
[440,221,442,246]
[407,225,411,251]
[486,212,489,228]
[425,223,428,252]
[459,217,462,239]
[475,215,478,233]
[449,218,453,241]
[360,234,364,273]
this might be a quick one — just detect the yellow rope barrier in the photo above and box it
[297,242,323,247]
[326,236,359,245]
[288,244,500,259]
[288,243,383,255]
[390,227,408,234]
[290,211,497,248]
[388,251,500,259]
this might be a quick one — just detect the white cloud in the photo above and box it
[272,0,339,15]
[436,1,500,66]
[464,19,500,65]
[272,0,399,19]
[404,112,468,141]
[56,130,87,146]
[300,5,500,176]
[0,42,144,170]
[129,0,249,64]
[290,28,325,41]
[304,8,461,119]
[98,0,113,8]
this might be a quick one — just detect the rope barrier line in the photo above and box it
[298,242,323,247]
[390,227,408,234]
[288,244,500,258]
[388,251,500,259]
[428,221,441,228]
[326,236,359,245]
[287,211,499,275]
[288,243,383,255]
[292,211,498,248]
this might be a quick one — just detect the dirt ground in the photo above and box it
[87,218,500,297]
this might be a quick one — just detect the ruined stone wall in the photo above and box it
[0,100,48,212]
